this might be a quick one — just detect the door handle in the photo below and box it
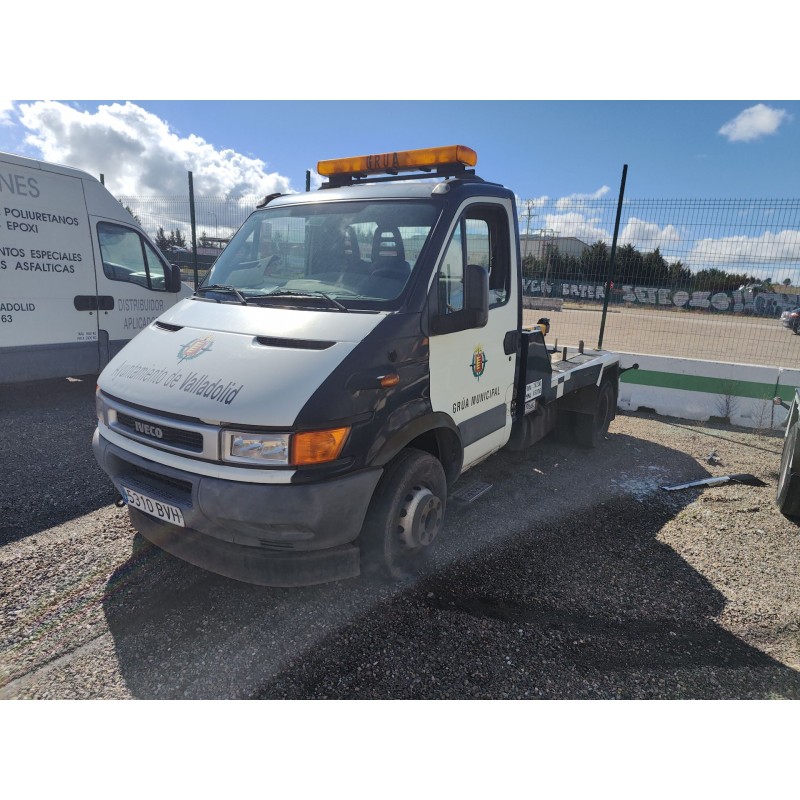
[74,295,114,311]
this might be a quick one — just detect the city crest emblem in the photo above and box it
[178,335,215,362]
[470,345,487,380]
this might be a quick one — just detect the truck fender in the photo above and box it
[368,411,463,486]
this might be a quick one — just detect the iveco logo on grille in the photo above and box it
[134,420,164,439]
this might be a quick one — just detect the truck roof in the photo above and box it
[1,150,101,183]
[265,176,514,209]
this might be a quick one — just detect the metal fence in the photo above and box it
[518,197,800,368]
[119,193,800,369]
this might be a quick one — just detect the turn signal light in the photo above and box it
[291,427,350,466]
[379,373,400,388]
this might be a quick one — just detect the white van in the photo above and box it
[0,151,191,383]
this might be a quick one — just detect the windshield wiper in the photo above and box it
[194,284,249,305]
[262,289,349,312]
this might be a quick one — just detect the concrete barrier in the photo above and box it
[523,296,563,312]
[616,352,800,430]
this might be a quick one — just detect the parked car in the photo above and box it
[780,307,800,332]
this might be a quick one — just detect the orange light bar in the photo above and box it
[291,427,350,466]
[317,145,477,177]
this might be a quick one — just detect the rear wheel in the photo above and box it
[361,448,447,581]
[777,419,800,521]
[574,380,615,448]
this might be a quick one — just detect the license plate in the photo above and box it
[122,486,185,527]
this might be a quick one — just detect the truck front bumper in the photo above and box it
[93,431,383,586]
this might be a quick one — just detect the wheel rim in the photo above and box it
[396,485,444,550]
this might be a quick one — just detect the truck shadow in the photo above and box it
[0,377,116,544]
[101,430,800,699]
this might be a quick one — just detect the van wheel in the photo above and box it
[361,448,447,581]
[777,420,800,521]
[574,380,615,448]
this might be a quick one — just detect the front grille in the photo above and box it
[128,465,193,500]
[116,412,204,452]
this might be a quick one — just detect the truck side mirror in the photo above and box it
[429,263,489,335]
[166,263,183,293]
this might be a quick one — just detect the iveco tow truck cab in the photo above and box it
[93,145,621,586]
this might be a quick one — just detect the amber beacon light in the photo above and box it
[317,145,478,178]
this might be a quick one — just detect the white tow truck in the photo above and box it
[93,145,622,585]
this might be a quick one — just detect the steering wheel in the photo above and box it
[260,253,284,277]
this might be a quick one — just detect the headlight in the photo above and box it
[222,431,290,465]
[96,387,107,424]
[221,427,349,466]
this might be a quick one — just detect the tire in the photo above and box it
[360,448,447,581]
[574,380,615,449]
[776,420,800,521]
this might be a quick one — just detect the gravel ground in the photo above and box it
[1,376,799,700]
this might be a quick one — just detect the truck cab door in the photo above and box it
[91,219,186,365]
[427,199,518,471]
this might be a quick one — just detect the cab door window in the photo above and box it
[98,222,169,291]
[438,224,464,313]
[436,204,510,314]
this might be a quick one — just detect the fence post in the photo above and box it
[597,164,628,351]
[188,171,198,289]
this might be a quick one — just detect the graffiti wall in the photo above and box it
[522,279,800,315]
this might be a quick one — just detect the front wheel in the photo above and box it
[360,448,447,581]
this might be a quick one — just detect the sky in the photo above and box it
[3,98,798,281]
[1,99,797,201]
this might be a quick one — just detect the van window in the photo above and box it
[98,222,169,291]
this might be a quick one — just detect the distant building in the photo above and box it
[520,235,591,260]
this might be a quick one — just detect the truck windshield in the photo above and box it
[202,200,439,309]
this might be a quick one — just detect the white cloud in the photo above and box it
[518,190,614,242]
[16,101,293,197]
[539,211,610,243]
[718,103,790,142]
[555,186,610,210]
[0,100,15,125]
[619,218,681,249]
[689,230,800,269]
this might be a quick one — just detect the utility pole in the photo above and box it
[520,200,537,262]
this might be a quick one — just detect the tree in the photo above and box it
[668,260,691,287]
[168,228,187,249]
[642,247,669,285]
[580,241,609,282]
[615,243,644,285]
[155,227,170,252]
[692,268,755,293]
[123,204,142,225]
